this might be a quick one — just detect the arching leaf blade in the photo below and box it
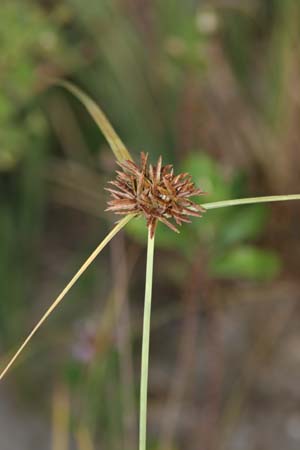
[54,79,133,163]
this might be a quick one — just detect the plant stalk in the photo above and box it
[202,194,300,210]
[139,229,155,450]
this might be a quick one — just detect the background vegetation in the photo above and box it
[1,1,300,449]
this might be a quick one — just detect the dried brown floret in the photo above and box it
[106,152,206,237]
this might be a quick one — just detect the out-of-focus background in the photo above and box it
[1,1,300,449]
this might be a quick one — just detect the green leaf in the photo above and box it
[218,205,268,246]
[181,153,231,202]
[210,246,281,280]
[54,79,133,163]
[181,153,233,241]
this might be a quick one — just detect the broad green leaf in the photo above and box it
[181,153,233,240]
[210,246,281,280]
[55,79,133,163]
[218,205,268,246]
[181,153,231,202]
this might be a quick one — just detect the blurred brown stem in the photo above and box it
[52,383,70,450]
[110,233,138,450]
[159,252,203,449]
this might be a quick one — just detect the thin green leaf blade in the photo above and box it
[54,79,133,163]
[0,214,133,381]
[203,194,300,210]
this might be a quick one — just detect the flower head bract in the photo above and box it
[106,152,206,237]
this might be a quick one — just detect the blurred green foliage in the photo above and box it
[0,0,78,170]
[211,245,281,280]
[127,152,281,280]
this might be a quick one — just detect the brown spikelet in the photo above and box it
[106,152,207,237]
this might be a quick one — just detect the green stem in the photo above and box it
[139,229,155,450]
[202,194,300,210]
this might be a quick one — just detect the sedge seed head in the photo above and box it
[106,152,206,237]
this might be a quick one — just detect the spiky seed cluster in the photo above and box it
[106,152,206,237]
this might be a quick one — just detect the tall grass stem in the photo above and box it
[139,229,155,450]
